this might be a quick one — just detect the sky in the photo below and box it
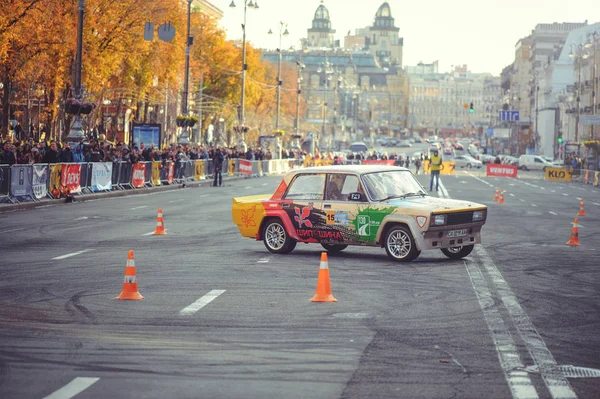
[216,0,599,76]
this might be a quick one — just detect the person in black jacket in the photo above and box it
[1,142,17,165]
[213,148,224,187]
[42,142,61,163]
[59,146,74,163]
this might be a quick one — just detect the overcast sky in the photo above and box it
[216,0,599,75]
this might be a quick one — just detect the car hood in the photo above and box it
[381,195,486,213]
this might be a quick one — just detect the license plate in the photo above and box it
[447,229,468,238]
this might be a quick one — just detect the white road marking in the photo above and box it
[168,199,184,203]
[43,377,100,399]
[509,193,515,197]
[142,229,168,236]
[1,227,26,233]
[257,256,272,263]
[519,199,525,202]
[509,183,515,187]
[465,256,539,399]
[531,204,538,207]
[74,216,88,221]
[549,211,558,216]
[475,246,577,399]
[593,202,600,206]
[467,172,494,187]
[245,186,252,189]
[52,249,94,260]
[131,205,148,210]
[551,190,556,193]
[562,193,569,197]
[180,290,226,315]
[438,179,449,198]
[199,194,209,198]
[262,183,268,186]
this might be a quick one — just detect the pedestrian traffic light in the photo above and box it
[557,137,563,144]
[469,102,474,113]
[557,132,563,144]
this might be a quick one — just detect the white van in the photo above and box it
[518,155,554,171]
[350,142,369,153]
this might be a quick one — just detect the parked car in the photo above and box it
[518,155,554,171]
[453,155,483,169]
[398,140,412,148]
[232,165,488,262]
[481,154,495,164]
[350,142,369,153]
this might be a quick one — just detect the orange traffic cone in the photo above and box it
[116,250,144,300]
[566,218,581,246]
[577,198,586,217]
[498,189,505,204]
[311,253,337,302]
[494,187,500,202]
[153,208,167,235]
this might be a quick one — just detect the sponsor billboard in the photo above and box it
[486,164,518,178]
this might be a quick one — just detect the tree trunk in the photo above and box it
[1,71,10,138]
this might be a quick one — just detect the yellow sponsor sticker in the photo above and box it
[545,167,572,182]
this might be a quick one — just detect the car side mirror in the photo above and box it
[348,192,364,201]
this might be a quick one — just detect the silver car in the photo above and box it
[452,155,483,169]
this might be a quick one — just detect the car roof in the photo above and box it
[288,165,409,176]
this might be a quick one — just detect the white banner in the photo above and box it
[32,164,49,199]
[91,163,113,191]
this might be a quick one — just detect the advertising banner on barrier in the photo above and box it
[61,164,82,193]
[168,162,174,183]
[486,164,518,178]
[239,159,252,175]
[545,167,572,182]
[132,163,146,188]
[49,164,62,192]
[228,159,235,176]
[10,165,33,197]
[194,160,205,180]
[0,166,10,196]
[91,163,113,191]
[152,162,162,186]
[363,160,395,166]
[595,171,599,186]
[32,165,49,199]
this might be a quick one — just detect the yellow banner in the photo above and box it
[228,159,235,176]
[423,160,456,175]
[194,160,205,180]
[151,162,162,186]
[545,167,572,182]
[49,164,62,191]
[594,171,599,187]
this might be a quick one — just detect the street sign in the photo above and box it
[499,110,520,121]
[580,115,600,126]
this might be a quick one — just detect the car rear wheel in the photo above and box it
[263,219,296,254]
[384,225,420,262]
[466,163,472,169]
[441,244,474,259]
[321,243,348,253]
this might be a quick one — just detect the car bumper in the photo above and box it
[420,223,484,250]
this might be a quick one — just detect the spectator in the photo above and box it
[213,147,225,187]
[42,142,60,163]
[1,142,17,165]
[59,145,74,163]
[73,144,85,163]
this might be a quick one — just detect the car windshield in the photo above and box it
[362,171,427,201]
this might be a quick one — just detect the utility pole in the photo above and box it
[66,0,86,142]
[197,72,204,144]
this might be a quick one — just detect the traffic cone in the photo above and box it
[116,250,144,300]
[153,208,167,235]
[498,189,505,204]
[566,218,581,247]
[494,187,500,202]
[577,198,586,217]
[311,253,337,302]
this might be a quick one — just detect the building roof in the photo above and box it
[372,2,399,32]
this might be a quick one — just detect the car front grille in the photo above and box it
[446,212,473,225]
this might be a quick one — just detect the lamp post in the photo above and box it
[178,0,193,144]
[295,61,305,136]
[318,60,333,148]
[269,22,289,131]
[66,0,86,142]
[229,0,259,128]
[585,32,599,141]
[569,44,590,144]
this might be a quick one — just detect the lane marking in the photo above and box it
[549,211,558,216]
[168,199,184,203]
[562,193,569,197]
[519,199,525,202]
[550,190,556,193]
[467,172,494,187]
[593,202,600,206]
[180,290,226,315]
[42,377,100,399]
[52,249,94,260]
[2,227,26,234]
[199,194,209,198]
[257,256,272,263]
[475,246,577,399]
[509,193,515,197]
[439,179,449,198]
[142,229,168,236]
[131,205,148,210]
[465,256,539,399]
[531,204,538,207]
[245,186,252,189]
[74,216,88,221]
[262,183,268,186]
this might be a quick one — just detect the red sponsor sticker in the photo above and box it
[486,164,518,178]
[132,163,146,188]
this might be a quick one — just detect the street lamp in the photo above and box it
[66,0,86,142]
[179,0,193,145]
[317,60,334,148]
[268,21,289,131]
[585,32,599,140]
[569,44,590,143]
[295,61,305,136]
[229,0,259,128]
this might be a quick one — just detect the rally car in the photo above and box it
[232,165,487,262]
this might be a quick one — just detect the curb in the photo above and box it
[0,175,249,213]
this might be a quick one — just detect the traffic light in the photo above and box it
[469,102,474,113]
[557,131,563,144]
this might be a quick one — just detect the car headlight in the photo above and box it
[433,214,447,225]
[473,211,485,221]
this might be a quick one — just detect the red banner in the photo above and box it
[168,162,174,183]
[239,159,252,175]
[61,163,82,193]
[362,160,395,166]
[132,163,146,188]
[487,163,518,178]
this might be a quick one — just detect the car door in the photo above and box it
[281,173,325,241]
[319,173,368,245]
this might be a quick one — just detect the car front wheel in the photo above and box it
[384,225,420,262]
[321,243,348,253]
[441,244,474,259]
[263,219,296,254]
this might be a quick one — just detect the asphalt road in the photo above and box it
[1,168,599,399]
